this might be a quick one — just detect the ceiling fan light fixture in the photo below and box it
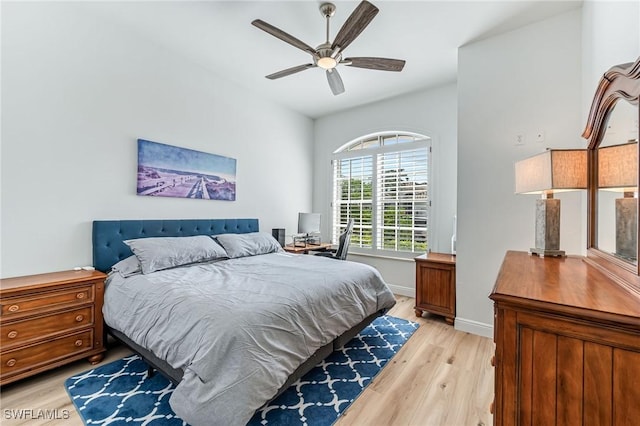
[317,56,338,70]
[253,0,404,94]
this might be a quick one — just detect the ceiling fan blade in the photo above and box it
[252,19,317,56]
[344,57,406,72]
[331,1,379,52]
[326,69,345,96]
[266,64,316,80]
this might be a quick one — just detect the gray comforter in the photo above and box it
[103,252,396,426]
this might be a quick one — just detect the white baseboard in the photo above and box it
[387,284,415,297]
[454,317,494,339]
[386,285,493,339]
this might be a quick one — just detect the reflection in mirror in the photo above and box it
[596,100,639,264]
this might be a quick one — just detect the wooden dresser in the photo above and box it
[490,251,640,425]
[414,252,456,325]
[0,270,106,385]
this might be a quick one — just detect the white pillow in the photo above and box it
[110,255,142,278]
[124,235,228,274]
[215,232,283,258]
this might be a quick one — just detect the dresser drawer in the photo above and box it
[1,306,93,348]
[1,285,94,317]
[0,330,94,377]
[0,270,106,385]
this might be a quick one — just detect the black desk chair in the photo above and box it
[315,219,354,261]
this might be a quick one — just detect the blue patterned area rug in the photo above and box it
[65,315,419,426]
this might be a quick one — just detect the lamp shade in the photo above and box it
[515,149,587,194]
[598,141,638,191]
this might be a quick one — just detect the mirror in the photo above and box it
[583,57,640,294]
[596,100,639,264]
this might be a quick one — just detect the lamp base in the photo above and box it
[535,198,561,251]
[615,197,637,261]
[529,248,566,258]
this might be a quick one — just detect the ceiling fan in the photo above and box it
[251,0,405,96]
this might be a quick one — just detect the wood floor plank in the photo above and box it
[0,296,495,426]
[0,344,131,425]
[336,296,494,426]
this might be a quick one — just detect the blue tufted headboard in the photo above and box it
[92,218,259,272]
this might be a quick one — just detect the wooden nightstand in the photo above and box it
[0,270,107,386]
[414,252,456,325]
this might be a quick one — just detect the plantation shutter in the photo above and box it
[333,155,374,248]
[376,148,429,252]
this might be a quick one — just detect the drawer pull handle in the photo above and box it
[7,331,18,339]
[490,356,495,367]
[75,315,84,322]
[75,339,83,347]
[6,359,16,367]
[76,293,85,299]
[8,305,19,312]
[490,401,495,414]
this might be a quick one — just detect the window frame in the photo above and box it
[331,132,432,258]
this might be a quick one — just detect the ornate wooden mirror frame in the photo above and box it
[583,57,640,296]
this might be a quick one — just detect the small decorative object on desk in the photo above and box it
[293,234,321,247]
[283,242,333,254]
[293,235,307,247]
[305,234,321,245]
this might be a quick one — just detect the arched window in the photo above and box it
[332,131,431,254]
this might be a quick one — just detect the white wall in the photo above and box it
[582,1,639,115]
[313,83,458,296]
[0,2,314,277]
[457,10,583,336]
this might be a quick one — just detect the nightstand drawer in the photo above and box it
[1,306,93,348]
[0,330,93,377]
[1,285,94,317]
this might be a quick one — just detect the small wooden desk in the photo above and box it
[283,242,333,254]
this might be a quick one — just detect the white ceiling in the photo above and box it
[78,0,582,119]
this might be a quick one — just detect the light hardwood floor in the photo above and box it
[0,296,494,425]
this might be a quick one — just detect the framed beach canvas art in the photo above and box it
[137,139,236,201]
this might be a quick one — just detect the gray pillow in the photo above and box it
[124,235,228,274]
[110,255,142,278]
[215,232,283,258]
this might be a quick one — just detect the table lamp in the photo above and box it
[515,149,587,257]
[598,141,638,260]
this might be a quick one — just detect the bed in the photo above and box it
[93,219,396,426]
